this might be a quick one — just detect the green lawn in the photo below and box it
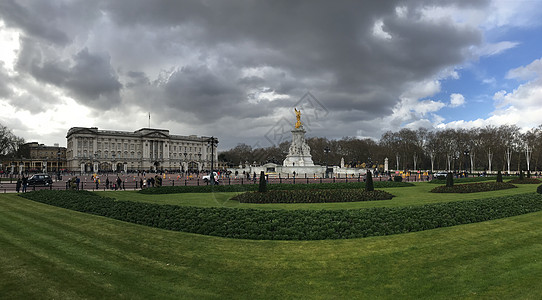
[2,192,542,299]
[99,182,539,210]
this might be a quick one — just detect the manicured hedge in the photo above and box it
[138,181,414,194]
[19,190,542,240]
[507,178,541,184]
[429,176,499,184]
[430,182,516,193]
[231,189,394,203]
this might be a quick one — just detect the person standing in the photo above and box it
[16,178,21,193]
[22,176,27,193]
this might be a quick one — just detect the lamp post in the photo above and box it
[463,150,470,177]
[183,152,187,174]
[112,153,116,173]
[57,150,61,180]
[94,152,98,173]
[324,147,330,178]
[207,137,218,185]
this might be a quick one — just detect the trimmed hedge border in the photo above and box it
[19,190,542,240]
[430,182,516,193]
[508,178,542,184]
[138,181,414,194]
[231,189,394,203]
[429,176,501,184]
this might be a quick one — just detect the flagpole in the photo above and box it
[148,112,151,128]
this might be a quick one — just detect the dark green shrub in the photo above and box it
[232,189,394,203]
[538,184,542,194]
[20,190,542,241]
[393,175,403,182]
[365,170,374,191]
[431,182,516,193]
[508,178,541,184]
[496,170,503,183]
[258,171,267,193]
[446,172,454,187]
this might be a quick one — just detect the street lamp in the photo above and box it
[463,150,470,177]
[94,152,98,173]
[207,137,218,185]
[324,147,330,178]
[112,153,116,173]
[57,150,61,180]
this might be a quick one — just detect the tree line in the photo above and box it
[219,125,542,173]
[0,123,25,158]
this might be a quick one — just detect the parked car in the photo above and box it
[27,174,53,186]
[434,171,449,180]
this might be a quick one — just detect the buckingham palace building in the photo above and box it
[66,127,218,173]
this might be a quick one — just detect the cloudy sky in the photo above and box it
[1,0,542,150]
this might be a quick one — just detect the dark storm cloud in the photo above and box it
[15,38,122,108]
[0,0,491,148]
[0,0,70,45]
[107,0,482,115]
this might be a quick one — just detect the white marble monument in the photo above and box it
[283,127,315,167]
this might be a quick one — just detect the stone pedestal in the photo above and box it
[283,127,314,167]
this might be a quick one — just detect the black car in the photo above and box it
[27,174,53,186]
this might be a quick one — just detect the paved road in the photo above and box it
[1,172,434,193]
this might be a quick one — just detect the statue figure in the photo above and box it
[294,108,302,128]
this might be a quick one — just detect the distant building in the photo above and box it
[66,127,218,173]
[1,142,66,174]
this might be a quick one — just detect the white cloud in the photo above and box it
[439,57,542,132]
[449,93,465,107]
[506,57,542,80]
[0,21,20,72]
[477,41,519,57]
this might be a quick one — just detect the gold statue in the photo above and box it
[294,108,302,128]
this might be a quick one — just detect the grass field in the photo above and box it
[100,182,537,210]
[2,184,542,299]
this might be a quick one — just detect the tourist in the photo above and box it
[22,176,27,192]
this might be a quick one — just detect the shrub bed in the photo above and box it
[138,181,414,194]
[20,190,542,240]
[507,178,541,184]
[429,176,500,184]
[231,189,394,203]
[431,182,516,193]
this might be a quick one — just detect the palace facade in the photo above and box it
[66,127,218,173]
[1,142,67,174]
